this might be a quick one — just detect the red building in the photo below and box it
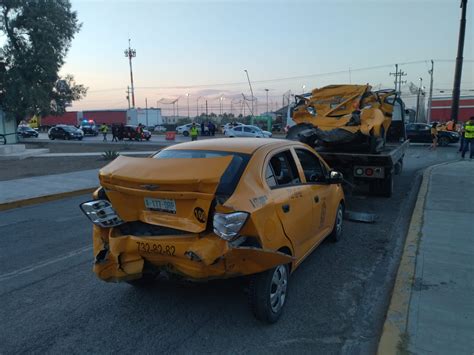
[82,110,127,125]
[41,111,78,126]
[430,96,474,123]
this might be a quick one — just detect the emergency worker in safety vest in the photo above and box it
[190,122,199,141]
[461,116,474,159]
[100,123,108,141]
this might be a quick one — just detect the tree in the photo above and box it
[0,0,87,123]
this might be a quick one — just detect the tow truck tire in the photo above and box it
[249,264,289,324]
[394,160,403,175]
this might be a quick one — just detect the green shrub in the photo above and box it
[102,150,120,160]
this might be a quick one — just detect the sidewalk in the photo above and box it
[0,169,99,210]
[379,160,474,354]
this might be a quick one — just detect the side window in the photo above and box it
[265,165,277,187]
[267,150,301,187]
[243,127,252,132]
[295,149,327,183]
[235,127,242,132]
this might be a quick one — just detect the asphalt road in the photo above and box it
[0,145,460,354]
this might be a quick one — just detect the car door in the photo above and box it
[416,124,431,142]
[265,149,313,260]
[233,126,243,137]
[406,124,417,141]
[294,148,335,245]
[243,126,253,137]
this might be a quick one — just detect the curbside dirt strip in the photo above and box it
[0,187,96,211]
[377,160,457,354]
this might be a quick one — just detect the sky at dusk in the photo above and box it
[60,0,473,114]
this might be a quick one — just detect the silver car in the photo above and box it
[225,125,272,138]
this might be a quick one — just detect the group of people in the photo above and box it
[100,123,145,142]
[429,117,474,159]
[200,121,216,136]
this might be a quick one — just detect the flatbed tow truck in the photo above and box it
[286,85,409,197]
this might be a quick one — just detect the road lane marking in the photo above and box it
[0,245,92,282]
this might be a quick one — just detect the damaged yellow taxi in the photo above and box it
[80,138,344,323]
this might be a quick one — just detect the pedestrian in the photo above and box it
[112,125,118,142]
[458,122,465,153]
[118,123,125,141]
[461,116,474,160]
[190,122,199,141]
[201,122,205,136]
[100,123,108,141]
[429,122,438,150]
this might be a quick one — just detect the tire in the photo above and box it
[146,137,150,141]
[394,159,403,175]
[248,264,289,323]
[65,135,70,140]
[0,135,6,145]
[183,131,189,137]
[49,135,55,140]
[78,137,83,141]
[438,136,450,147]
[328,203,344,243]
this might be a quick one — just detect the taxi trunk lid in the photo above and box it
[99,155,234,233]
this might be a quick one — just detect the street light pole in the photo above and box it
[124,39,136,108]
[186,93,190,119]
[265,88,269,114]
[145,97,149,127]
[196,96,202,118]
[451,0,468,126]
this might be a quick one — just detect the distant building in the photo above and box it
[430,96,474,123]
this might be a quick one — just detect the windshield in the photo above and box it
[62,126,76,132]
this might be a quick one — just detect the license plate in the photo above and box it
[144,198,176,214]
[136,242,176,256]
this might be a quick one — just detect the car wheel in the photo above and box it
[183,131,189,137]
[146,137,150,141]
[248,264,289,323]
[438,136,450,147]
[65,135,70,140]
[328,203,344,243]
[78,137,83,141]
[49,135,55,140]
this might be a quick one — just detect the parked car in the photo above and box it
[406,123,460,146]
[48,125,83,140]
[272,123,282,132]
[225,124,272,138]
[80,138,344,323]
[221,122,243,134]
[79,123,99,136]
[122,125,151,141]
[176,123,201,136]
[153,125,167,132]
[17,125,39,138]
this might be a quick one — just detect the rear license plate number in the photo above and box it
[136,242,176,256]
[144,198,176,214]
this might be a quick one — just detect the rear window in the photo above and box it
[153,149,251,197]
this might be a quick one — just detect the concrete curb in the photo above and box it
[0,187,96,211]
[377,160,457,354]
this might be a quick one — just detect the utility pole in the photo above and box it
[427,60,435,124]
[265,89,269,114]
[124,39,136,108]
[145,98,149,127]
[451,0,468,126]
[244,70,255,120]
[205,100,208,121]
[176,98,179,120]
[390,64,407,92]
[416,77,423,122]
[185,93,190,119]
[126,86,131,109]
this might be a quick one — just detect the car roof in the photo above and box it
[166,138,303,154]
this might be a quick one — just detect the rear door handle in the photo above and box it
[314,196,319,203]
[282,204,290,213]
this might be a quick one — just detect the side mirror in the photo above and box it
[329,170,343,184]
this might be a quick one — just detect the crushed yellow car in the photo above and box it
[288,84,397,153]
[80,138,345,323]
